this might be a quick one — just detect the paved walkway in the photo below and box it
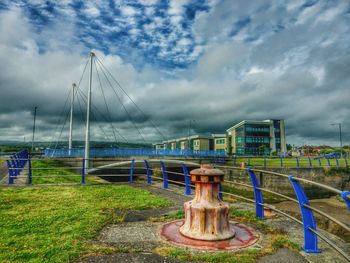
[79,182,350,263]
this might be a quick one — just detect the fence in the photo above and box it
[43,148,227,158]
[234,156,349,168]
[2,155,350,261]
[5,150,30,184]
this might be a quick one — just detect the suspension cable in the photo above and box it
[94,58,147,143]
[75,88,113,143]
[95,56,166,141]
[94,59,128,144]
[49,57,90,148]
[76,85,129,143]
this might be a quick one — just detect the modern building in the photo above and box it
[153,119,287,156]
[159,135,213,151]
[226,119,286,156]
[212,134,227,153]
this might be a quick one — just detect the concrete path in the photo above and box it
[79,182,350,263]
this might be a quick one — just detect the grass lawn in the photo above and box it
[31,159,104,185]
[234,157,349,168]
[0,185,172,262]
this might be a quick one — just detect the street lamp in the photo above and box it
[330,123,343,158]
[32,106,38,152]
[188,120,195,150]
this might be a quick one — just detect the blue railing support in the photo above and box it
[289,176,320,253]
[28,157,32,185]
[81,158,85,184]
[129,159,135,184]
[181,163,191,196]
[160,161,168,189]
[144,160,152,184]
[317,158,321,167]
[335,158,339,167]
[296,157,299,168]
[308,157,312,168]
[6,160,14,185]
[280,157,283,168]
[341,191,350,211]
[345,159,349,167]
[248,168,264,219]
[327,158,331,167]
[263,157,266,169]
[248,158,251,167]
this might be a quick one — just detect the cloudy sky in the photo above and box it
[0,0,349,146]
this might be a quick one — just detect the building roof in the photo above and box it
[160,134,213,144]
[226,119,273,131]
[211,133,226,138]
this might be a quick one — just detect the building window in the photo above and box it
[215,139,225,144]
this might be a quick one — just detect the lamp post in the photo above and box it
[331,123,343,158]
[187,120,195,150]
[31,106,38,152]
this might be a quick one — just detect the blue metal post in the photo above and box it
[6,160,14,185]
[327,158,330,167]
[345,159,348,167]
[296,157,299,168]
[160,161,168,189]
[289,176,320,253]
[181,163,191,196]
[129,159,135,184]
[280,157,283,167]
[28,157,32,185]
[144,160,152,184]
[317,158,321,167]
[248,158,251,167]
[335,158,339,167]
[308,157,312,168]
[248,168,264,219]
[341,191,350,211]
[263,157,266,169]
[81,158,85,184]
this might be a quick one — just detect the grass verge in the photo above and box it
[31,159,104,184]
[0,184,172,262]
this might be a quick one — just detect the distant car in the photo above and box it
[324,152,341,159]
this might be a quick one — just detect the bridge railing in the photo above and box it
[5,150,30,184]
[43,148,227,158]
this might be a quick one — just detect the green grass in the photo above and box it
[234,157,349,168]
[0,185,172,262]
[31,160,104,185]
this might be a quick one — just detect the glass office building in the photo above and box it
[226,119,286,156]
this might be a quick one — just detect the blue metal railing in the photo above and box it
[6,150,30,185]
[44,148,227,158]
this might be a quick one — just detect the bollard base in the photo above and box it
[160,220,259,250]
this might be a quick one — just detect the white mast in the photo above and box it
[68,83,76,153]
[84,52,94,171]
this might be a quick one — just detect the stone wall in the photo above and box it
[223,167,350,198]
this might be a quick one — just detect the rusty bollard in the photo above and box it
[179,164,235,241]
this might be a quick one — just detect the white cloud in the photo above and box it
[120,5,138,16]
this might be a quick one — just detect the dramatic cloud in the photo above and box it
[0,0,349,146]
